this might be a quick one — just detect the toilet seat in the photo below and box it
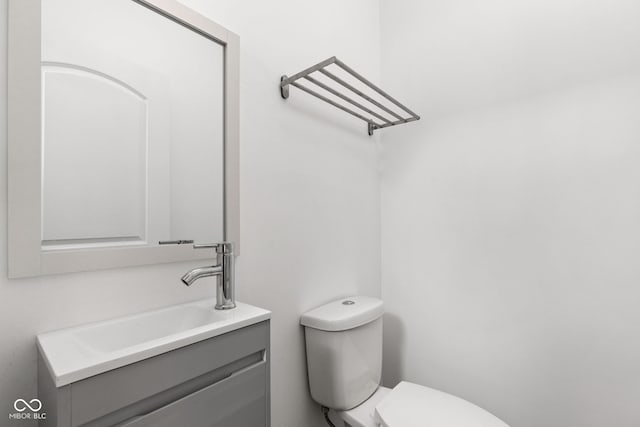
[339,382,508,427]
[375,382,509,427]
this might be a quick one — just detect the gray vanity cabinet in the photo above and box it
[38,321,270,427]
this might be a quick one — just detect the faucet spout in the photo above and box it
[181,265,222,286]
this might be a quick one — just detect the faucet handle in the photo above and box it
[193,242,234,254]
[193,243,218,249]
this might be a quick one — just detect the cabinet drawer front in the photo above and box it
[119,362,267,427]
[71,321,268,426]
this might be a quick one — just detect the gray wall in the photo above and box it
[0,1,381,426]
[380,0,640,426]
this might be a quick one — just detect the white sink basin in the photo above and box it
[73,305,228,353]
[37,299,271,387]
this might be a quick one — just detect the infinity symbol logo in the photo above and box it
[13,398,42,412]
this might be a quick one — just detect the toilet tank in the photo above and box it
[300,296,384,411]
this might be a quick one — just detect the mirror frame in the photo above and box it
[7,0,240,278]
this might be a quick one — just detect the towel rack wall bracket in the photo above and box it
[280,75,290,99]
[368,122,375,136]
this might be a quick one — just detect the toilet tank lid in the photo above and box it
[300,296,384,331]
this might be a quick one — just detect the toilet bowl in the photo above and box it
[300,296,509,427]
[337,386,390,427]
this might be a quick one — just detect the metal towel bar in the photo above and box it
[280,56,420,135]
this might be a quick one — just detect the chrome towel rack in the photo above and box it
[280,56,420,135]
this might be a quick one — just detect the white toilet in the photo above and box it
[300,296,509,427]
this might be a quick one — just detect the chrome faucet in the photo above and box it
[181,242,236,310]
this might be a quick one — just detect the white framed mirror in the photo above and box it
[8,0,240,278]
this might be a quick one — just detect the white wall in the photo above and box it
[380,1,640,426]
[0,1,381,426]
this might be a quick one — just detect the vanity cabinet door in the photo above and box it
[119,362,267,427]
[71,322,268,426]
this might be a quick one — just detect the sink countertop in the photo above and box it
[37,299,271,387]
